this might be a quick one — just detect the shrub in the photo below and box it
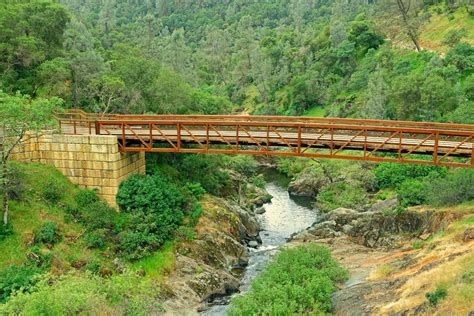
[174,226,195,241]
[427,169,474,206]
[187,203,203,227]
[117,176,186,259]
[0,265,39,303]
[118,208,184,260]
[0,222,13,241]
[4,164,25,201]
[229,244,348,315]
[0,272,161,315]
[184,182,206,200]
[41,177,65,204]
[34,221,61,245]
[397,179,427,207]
[374,163,445,189]
[426,286,447,306]
[316,182,367,212]
[117,174,183,213]
[251,175,266,189]
[84,229,108,249]
[75,189,100,209]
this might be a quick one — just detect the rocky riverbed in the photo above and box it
[289,203,474,315]
[159,166,473,315]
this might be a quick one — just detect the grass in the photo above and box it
[420,8,474,53]
[130,241,175,280]
[380,205,474,314]
[370,263,397,280]
[303,106,326,117]
[0,162,84,269]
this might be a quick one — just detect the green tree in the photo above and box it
[362,66,388,119]
[0,1,69,94]
[0,92,61,225]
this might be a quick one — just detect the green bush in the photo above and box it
[428,169,474,206]
[0,222,13,241]
[178,154,230,195]
[316,182,367,212]
[75,189,100,209]
[229,244,348,315]
[0,265,39,303]
[374,163,445,189]
[0,272,161,315]
[184,182,206,200]
[117,174,185,260]
[41,177,65,204]
[84,229,108,249]
[426,286,447,306]
[397,179,427,207]
[117,174,183,213]
[4,164,25,201]
[34,221,61,245]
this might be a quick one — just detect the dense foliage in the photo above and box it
[117,174,185,260]
[229,244,348,315]
[0,272,160,314]
[0,0,471,123]
[0,265,39,304]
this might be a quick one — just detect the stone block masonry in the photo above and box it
[11,131,145,207]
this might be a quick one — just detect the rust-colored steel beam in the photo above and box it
[58,111,474,168]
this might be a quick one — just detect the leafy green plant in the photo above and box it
[0,222,13,241]
[317,182,367,212]
[34,221,61,245]
[41,177,65,204]
[0,272,161,315]
[4,164,25,201]
[75,189,100,209]
[229,244,348,315]
[397,179,427,207]
[0,265,39,303]
[174,226,196,241]
[426,286,447,306]
[427,169,474,206]
[84,229,108,249]
[184,182,206,200]
[374,163,445,190]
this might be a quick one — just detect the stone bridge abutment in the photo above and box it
[11,131,145,206]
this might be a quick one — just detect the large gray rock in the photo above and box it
[293,207,432,249]
[288,171,328,197]
[369,198,399,213]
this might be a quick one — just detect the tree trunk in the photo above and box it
[396,0,421,52]
[1,161,8,226]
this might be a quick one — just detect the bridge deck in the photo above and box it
[57,110,473,168]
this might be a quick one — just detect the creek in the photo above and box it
[202,169,318,315]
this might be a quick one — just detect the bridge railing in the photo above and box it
[92,119,473,168]
[58,110,474,132]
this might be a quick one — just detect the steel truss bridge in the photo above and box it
[57,110,473,168]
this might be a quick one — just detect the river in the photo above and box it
[202,169,318,315]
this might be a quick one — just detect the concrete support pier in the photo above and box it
[11,132,145,206]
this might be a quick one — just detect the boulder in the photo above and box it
[248,240,259,248]
[369,198,399,213]
[288,172,327,197]
[463,228,474,242]
[255,207,266,214]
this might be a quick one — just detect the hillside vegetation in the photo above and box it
[0,0,473,314]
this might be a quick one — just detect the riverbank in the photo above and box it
[289,203,474,315]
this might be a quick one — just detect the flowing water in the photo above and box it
[202,169,318,315]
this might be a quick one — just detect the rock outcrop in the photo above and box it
[162,195,263,313]
[288,171,328,197]
[291,206,450,249]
